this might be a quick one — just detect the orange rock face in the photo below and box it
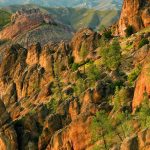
[116,0,150,36]
[0,100,18,150]
[47,114,93,150]
[132,51,150,110]
[71,28,100,63]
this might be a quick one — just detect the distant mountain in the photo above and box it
[0,8,73,47]
[0,0,123,10]
[0,9,11,30]
[2,4,121,31]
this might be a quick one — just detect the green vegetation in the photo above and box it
[0,9,11,30]
[3,5,120,30]
[74,78,86,96]
[86,62,100,87]
[125,25,134,37]
[113,87,127,111]
[91,110,113,150]
[0,39,8,45]
[103,29,112,41]
[90,84,150,148]
[71,63,80,71]
[127,65,142,86]
[136,92,150,128]
[100,39,121,70]
[79,42,89,73]
[138,38,149,48]
[29,109,37,115]
[46,98,58,113]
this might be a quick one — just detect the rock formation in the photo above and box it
[116,0,150,36]
[0,99,18,150]
[132,48,150,111]
[71,28,100,63]
[0,2,149,148]
[0,8,73,47]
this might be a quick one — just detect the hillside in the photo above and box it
[0,0,150,150]
[0,8,73,47]
[0,0,123,10]
[0,9,11,30]
[116,0,150,36]
[0,25,149,150]
[2,5,121,30]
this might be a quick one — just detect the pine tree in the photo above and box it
[79,42,89,74]
[90,110,113,150]
[100,39,121,71]
[138,92,150,129]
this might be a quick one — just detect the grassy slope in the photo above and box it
[2,4,120,31]
[0,9,11,30]
[45,7,120,30]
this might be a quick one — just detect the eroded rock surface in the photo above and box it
[116,0,150,36]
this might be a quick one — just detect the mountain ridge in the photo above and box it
[0,0,123,10]
[1,5,121,31]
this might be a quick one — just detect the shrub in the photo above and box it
[68,56,74,66]
[90,110,113,149]
[138,38,149,48]
[103,29,112,40]
[125,25,134,37]
[73,78,86,96]
[46,98,57,113]
[100,39,121,70]
[137,92,150,129]
[0,39,7,45]
[113,87,129,111]
[79,42,89,73]
[128,65,141,86]
[71,63,80,71]
[86,62,100,81]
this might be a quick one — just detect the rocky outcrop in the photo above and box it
[132,49,150,110]
[0,99,18,150]
[47,113,93,150]
[0,8,73,47]
[0,22,149,149]
[120,129,150,150]
[38,114,62,150]
[116,0,150,36]
[71,28,100,63]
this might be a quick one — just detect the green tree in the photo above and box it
[112,87,134,139]
[53,61,63,100]
[79,42,89,74]
[46,98,58,113]
[137,92,150,129]
[128,65,141,86]
[125,25,134,37]
[86,62,100,87]
[71,63,80,71]
[115,111,133,139]
[73,78,86,96]
[103,29,112,41]
[100,39,121,70]
[138,38,149,48]
[90,111,113,150]
[113,87,129,112]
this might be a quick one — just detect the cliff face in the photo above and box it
[0,100,18,150]
[132,49,150,111]
[0,4,150,149]
[0,27,149,149]
[116,0,150,36]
